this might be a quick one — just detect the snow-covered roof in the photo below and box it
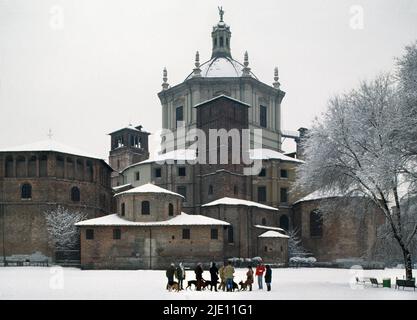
[0,139,102,160]
[254,225,285,232]
[115,183,184,198]
[123,148,302,172]
[250,148,304,163]
[258,230,289,239]
[108,124,150,135]
[122,149,196,171]
[185,56,258,80]
[293,188,364,205]
[75,212,230,227]
[202,197,278,211]
[194,94,251,108]
[112,184,132,191]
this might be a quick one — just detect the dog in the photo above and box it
[166,281,180,292]
[239,281,248,291]
[186,279,207,290]
[225,280,239,292]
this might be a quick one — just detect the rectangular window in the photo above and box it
[211,228,218,240]
[177,186,187,201]
[280,169,288,178]
[176,106,184,127]
[228,226,234,243]
[260,105,267,128]
[178,167,186,176]
[135,171,140,181]
[121,203,125,216]
[113,228,121,240]
[258,186,267,202]
[86,229,94,240]
[280,188,288,203]
[258,168,266,177]
[182,228,190,239]
[155,168,162,178]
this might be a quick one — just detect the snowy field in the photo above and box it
[0,267,416,300]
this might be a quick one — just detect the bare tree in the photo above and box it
[296,69,417,279]
[44,205,87,251]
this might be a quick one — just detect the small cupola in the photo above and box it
[211,7,232,59]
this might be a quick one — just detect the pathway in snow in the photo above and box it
[0,267,416,299]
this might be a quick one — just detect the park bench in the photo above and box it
[369,278,383,287]
[355,277,370,285]
[395,278,416,291]
[30,259,49,267]
[4,258,48,267]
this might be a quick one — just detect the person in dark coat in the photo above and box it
[209,262,219,291]
[194,262,204,291]
[175,262,185,290]
[166,263,176,287]
[264,265,272,291]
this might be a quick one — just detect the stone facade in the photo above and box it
[258,235,288,265]
[0,149,113,261]
[79,225,225,269]
[201,204,285,260]
[292,198,385,262]
[77,184,228,269]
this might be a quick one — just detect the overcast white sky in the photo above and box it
[1,0,417,160]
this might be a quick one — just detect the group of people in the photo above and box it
[166,260,273,292]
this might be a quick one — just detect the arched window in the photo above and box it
[228,225,234,243]
[76,159,84,180]
[28,156,37,177]
[56,156,64,178]
[208,185,213,195]
[141,201,150,215]
[86,160,93,182]
[261,218,266,225]
[16,156,26,178]
[280,215,289,231]
[121,203,125,216]
[21,183,32,199]
[5,156,14,177]
[71,187,80,202]
[233,185,238,195]
[67,157,74,180]
[39,155,47,177]
[310,209,323,237]
[220,36,224,47]
[168,203,174,216]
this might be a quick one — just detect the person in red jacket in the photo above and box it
[255,261,266,290]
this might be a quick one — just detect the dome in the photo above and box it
[185,56,258,80]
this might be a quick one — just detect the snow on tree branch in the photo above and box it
[44,205,87,250]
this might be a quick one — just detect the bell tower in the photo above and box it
[211,6,232,58]
[108,124,150,186]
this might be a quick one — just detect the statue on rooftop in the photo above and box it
[218,6,224,22]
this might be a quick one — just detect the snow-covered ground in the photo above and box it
[0,267,416,300]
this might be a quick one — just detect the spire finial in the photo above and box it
[162,67,169,90]
[273,67,280,89]
[193,51,201,77]
[195,51,200,68]
[218,6,224,22]
[242,51,251,77]
[47,128,53,139]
